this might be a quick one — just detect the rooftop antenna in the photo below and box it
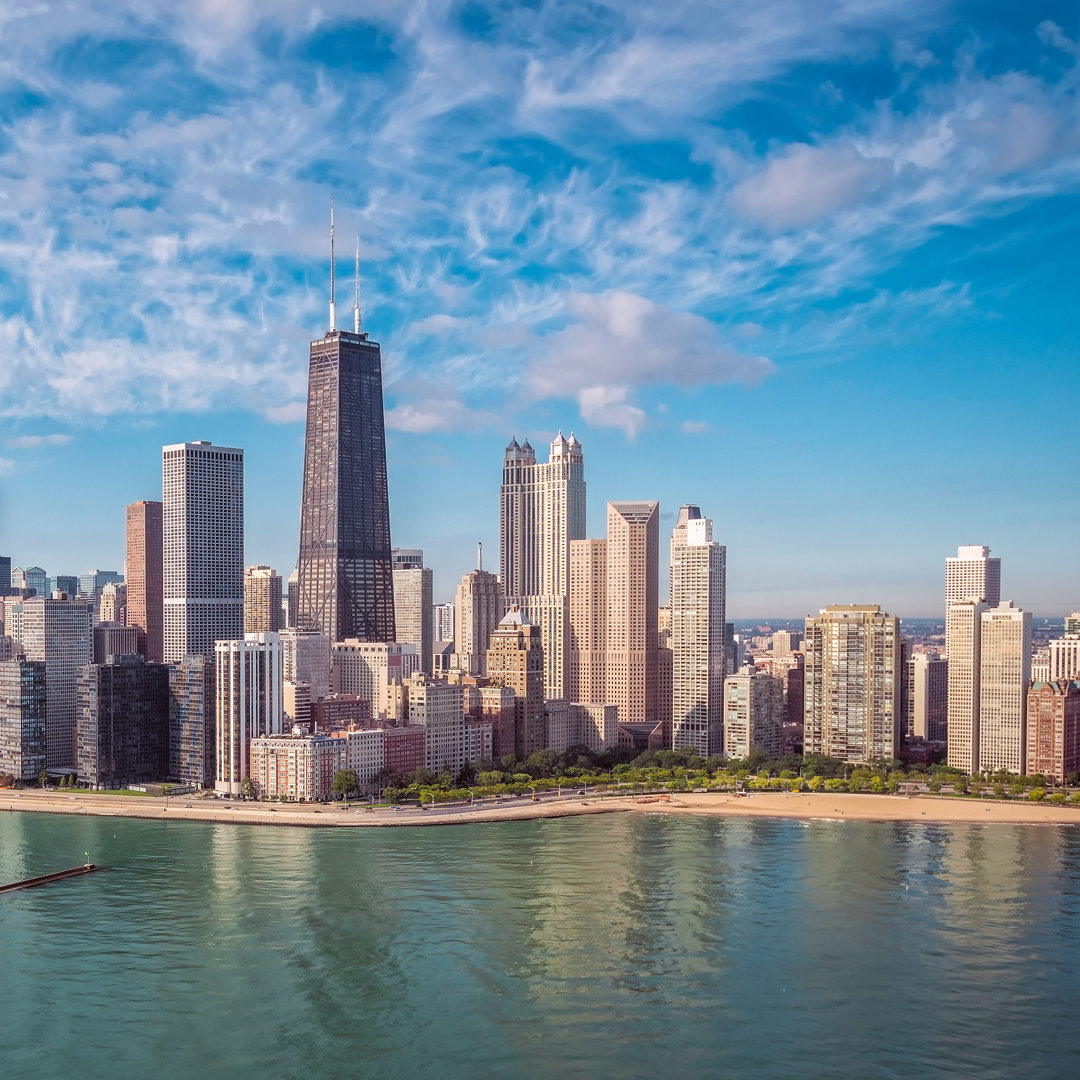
[329,197,337,332]
[477,541,483,572]
[354,235,361,334]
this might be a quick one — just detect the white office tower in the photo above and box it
[670,505,726,756]
[163,441,244,663]
[804,605,901,763]
[1048,635,1080,680]
[977,602,1032,774]
[500,432,585,699]
[18,595,93,769]
[945,599,988,772]
[1066,613,1080,636]
[215,631,283,795]
[392,549,434,674]
[945,545,1002,612]
[723,670,784,759]
[453,567,504,676]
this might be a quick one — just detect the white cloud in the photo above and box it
[6,433,72,448]
[385,379,500,435]
[0,457,14,475]
[732,142,893,230]
[263,402,307,424]
[680,420,710,434]
[578,387,648,439]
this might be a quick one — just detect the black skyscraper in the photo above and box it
[296,324,395,642]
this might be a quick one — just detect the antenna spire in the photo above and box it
[328,197,337,332]
[354,235,361,334]
[477,541,483,572]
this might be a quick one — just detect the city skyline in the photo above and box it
[1,3,1079,615]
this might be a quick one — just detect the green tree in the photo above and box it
[1049,792,1067,805]
[331,769,360,801]
[240,776,256,800]
[1028,787,1047,802]
[38,769,48,788]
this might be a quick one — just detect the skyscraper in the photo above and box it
[803,604,901,763]
[453,565,504,676]
[125,498,163,660]
[297,214,395,644]
[670,505,726,755]
[908,652,948,741]
[606,501,660,733]
[486,607,545,757]
[569,538,607,705]
[392,549,433,674]
[0,659,46,781]
[244,565,284,633]
[0,556,12,596]
[163,441,244,663]
[723,669,783,759]
[500,433,585,699]
[977,601,1031,774]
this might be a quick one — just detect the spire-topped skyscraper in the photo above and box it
[296,207,395,644]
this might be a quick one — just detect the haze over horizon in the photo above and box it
[1,1,1077,617]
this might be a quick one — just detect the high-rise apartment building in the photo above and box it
[163,441,244,663]
[605,502,659,732]
[670,505,726,756]
[486,607,545,757]
[403,675,468,776]
[454,568,504,676]
[434,602,455,644]
[215,632,283,795]
[908,652,948,741]
[568,539,607,706]
[977,601,1031,774]
[945,599,988,772]
[1026,680,1080,784]
[392,549,434,674]
[76,656,170,789]
[804,604,901,763]
[330,640,419,719]
[296,258,395,644]
[19,595,93,769]
[126,501,164,663]
[169,654,214,788]
[500,433,585,700]
[244,565,284,634]
[0,659,46,781]
[723,670,784,759]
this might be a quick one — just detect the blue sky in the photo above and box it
[0,0,1078,617]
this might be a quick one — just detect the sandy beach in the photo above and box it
[3,787,1080,829]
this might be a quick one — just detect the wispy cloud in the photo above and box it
[6,434,72,448]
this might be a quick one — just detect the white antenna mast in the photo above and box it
[477,541,483,572]
[354,235,361,334]
[328,197,337,332]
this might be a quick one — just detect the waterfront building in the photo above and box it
[605,501,660,734]
[1026,680,1080,784]
[803,604,901,763]
[163,441,244,663]
[405,675,468,776]
[18,594,93,769]
[296,224,395,644]
[126,500,164,662]
[946,599,988,772]
[215,632,283,796]
[0,660,46,781]
[670,505,725,756]
[474,684,516,761]
[169,655,214,788]
[485,607,545,756]
[908,652,949,741]
[977,602,1031,775]
[724,670,784,759]
[1048,636,1080,681]
[543,700,618,753]
[383,723,426,776]
[76,655,170,789]
[392,549,433,674]
[244,565,284,634]
[500,432,586,700]
[569,538,607,707]
[453,566,504,676]
[92,623,139,665]
[329,727,385,790]
[249,733,342,801]
[330,640,418,719]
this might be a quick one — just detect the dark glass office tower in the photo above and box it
[297,330,395,643]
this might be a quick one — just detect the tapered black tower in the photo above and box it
[296,208,395,642]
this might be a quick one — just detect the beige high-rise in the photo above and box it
[500,433,585,699]
[392,550,434,675]
[486,607,545,757]
[244,565,284,634]
[670,505,725,756]
[569,539,606,705]
[453,568,504,676]
[946,599,988,772]
[977,601,1031,774]
[126,500,163,663]
[605,502,659,731]
[804,604,900,763]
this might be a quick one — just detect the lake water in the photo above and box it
[2,811,1079,1079]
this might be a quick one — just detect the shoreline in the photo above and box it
[3,788,1080,829]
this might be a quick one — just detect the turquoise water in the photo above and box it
[2,811,1079,1079]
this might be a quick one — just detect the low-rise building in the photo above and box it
[329,728,386,791]
[1026,680,1080,784]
